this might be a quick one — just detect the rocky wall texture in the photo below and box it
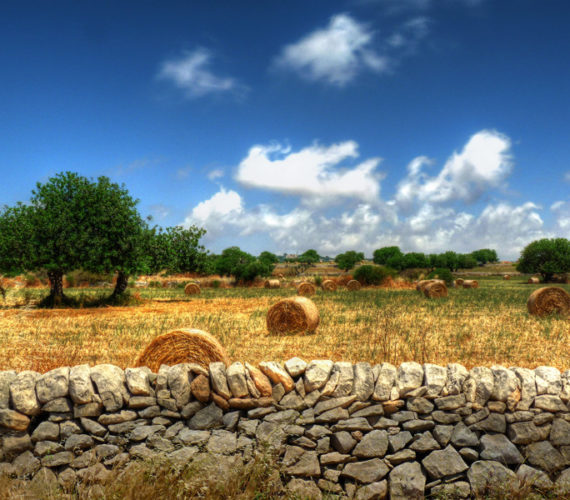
[1,360,570,499]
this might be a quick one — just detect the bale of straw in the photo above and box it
[528,277,540,284]
[297,282,316,296]
[266,297,319,335]
[184,283,201,295]
[322,279,337,292]
[424,281,448,299]
[455,278,464,287]
[135,328,228,372]
[337,275,353,287]
[503,275,511,280]
[347,280,361,291]
[527,287,570,317]
[462,280,479,289]
[264,279,281,289]
[416,279,435,292]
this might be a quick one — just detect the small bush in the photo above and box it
[353,265,396,285]
[399,268,425,281]
[212,280,222,289]
[427,268,454,285]
[314,275,323,286]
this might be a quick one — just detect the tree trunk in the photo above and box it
[47,270,64,305]
[112,271,129,296]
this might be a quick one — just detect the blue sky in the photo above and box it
[1,0,569,259]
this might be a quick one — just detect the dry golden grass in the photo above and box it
[0,279,569,372]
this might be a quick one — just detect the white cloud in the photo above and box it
[207,169,224,181]
[395,130,512,209]
[275,14,388,86]
[564,171,570,182]
[188,187,243,223]
[235,141,382,206]
[551,200,570,235]
[158,48,238,98]
[149,204,170,220]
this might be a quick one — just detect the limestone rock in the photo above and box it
[331,362,355,397]
[284,357,307,378]
[190,374,210,403]
[409,431,440,452]
[525,441,566,473]
[444,363,468,396]
[188,402,223,430]
[259,361,294,393]
[331,431,357,454]
[430,481,470,499]
[490,366,519,402]
[90,364,126,412]
[342,458,389,484]
[389,461,425,500]
[422,445,468,479]
[167,364,192,408]
[512,367,537,410]
[535,366,561,395]
[0,408,30,431]
[467,461,517,497]
[0,371,17,409]
[561,370,570,402]
[534,394,567,412]
[355,480,387,500]
[320,366,340,396]
[423,363,447,398]
[10,371,41,415]
[314,396,356,415]
[517,464,553,490]
[209,362,231,399]
[396,362,423,396]
[31,421,59,442]
[551,418,570,446]
[304,360,334,393]
[245,362,273,397]
[207,429,237,455]
[36,367,69,403]
[353,430,388,458]
[352,363,374,401]
[462,366,493,406]
[480,434,523,464]
[226,362,248,398]
[13,451,40,478]
[287,478,322,499]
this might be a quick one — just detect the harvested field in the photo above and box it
[0,279,569,372]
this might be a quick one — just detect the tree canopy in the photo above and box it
[298,249,321,264]
[215,247,273,282]
[335,250,364,271]
[516,238,570,282]
[373,246,403,266]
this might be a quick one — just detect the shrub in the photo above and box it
[427,268,454,286]
[314,275,323,287]
[353,265,395,285]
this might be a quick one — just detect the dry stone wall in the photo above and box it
[1,360,570,499]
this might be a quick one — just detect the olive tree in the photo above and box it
[516,238,570,282]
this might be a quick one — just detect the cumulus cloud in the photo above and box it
[551,201,570,236]
[565,171,570,182]
[158,48,240,98]
[274,14,388,86]
[208,169,224,181]
[395,130,512,210]
[235,141,383,206]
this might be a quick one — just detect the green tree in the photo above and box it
[516,238,570,282]
[259,251,279,266]
[373,246,403,265]
[335,250,364,271]
[471,249,499,265]
[353,265,395,285]
[163,226,209,275]
[0,172,161,305]
[298,249,321,265]
[215,247,272,282]
[457,253,478,269]
[402,252,429,269]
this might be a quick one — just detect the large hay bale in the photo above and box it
[503,275,511,280]
[322,279,337,292]
[184,283,201,295]
[297,282,316,296]
[337,275,353,287]
[528,277,540,284]
[416,279,435,292]
[346,279,361,291]
[455,278,464,287]
[135,328,228,372]
[264,279,281,289]
[266,297,319,335]
[462,280,479,289]
[527,287,570,317]
[424,281,448,299]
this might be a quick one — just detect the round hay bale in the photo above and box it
[135,328,227,372]
[266,297,319,335]
[297,282,316,296]
[337,275,353,287]
[184,283,201,295]
[503,275,511,280]
[416,279,435,292]
[346,280,361,291]
[528,277,540,284]
[462,280,479,289]
[277,273,285,279]
[455,278,464,287]
[264,279,281,289]
[527,287,570,317]
[424,281,448,299]
[322,279,337,292]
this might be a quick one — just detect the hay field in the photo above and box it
[0,278,568,373]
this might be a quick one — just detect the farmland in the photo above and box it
[0,276,568,373]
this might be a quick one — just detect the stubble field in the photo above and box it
[0,277,568,373]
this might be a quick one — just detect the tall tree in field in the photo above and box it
[516,238,570,282]
[298,249,321,265]
[335,250,364,271]
[0,172,152,305]
[373,246,403,266]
